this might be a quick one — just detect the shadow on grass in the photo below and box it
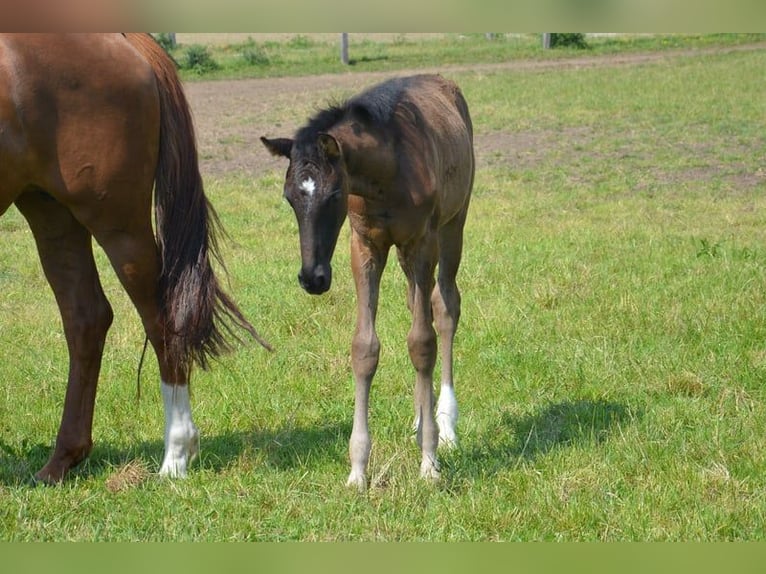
[1,400,636,488]
[0,420,351,486]
[348,55,389,66]
[441,398,638,487]
[0,440,53,486]
[197,420,351,473]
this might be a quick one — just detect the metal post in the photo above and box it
[340,33,349,65]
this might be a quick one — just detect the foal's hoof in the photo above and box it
[437,429,458,449]
[346,469,367,491]
[419,458,441,482]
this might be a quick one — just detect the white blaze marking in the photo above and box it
[159,381,199,477]
[300,177,316,196]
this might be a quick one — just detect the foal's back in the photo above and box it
[339,74,474,245]
[390,75,474,218]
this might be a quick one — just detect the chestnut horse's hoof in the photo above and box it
[31,468,66,486]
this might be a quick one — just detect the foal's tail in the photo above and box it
[123,33,271,371]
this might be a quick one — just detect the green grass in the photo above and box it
[2,43,766,540]
[169,33,766,81]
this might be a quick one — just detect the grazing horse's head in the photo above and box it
[261,133,348,295]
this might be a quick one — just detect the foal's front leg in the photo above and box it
[347,231,386,490]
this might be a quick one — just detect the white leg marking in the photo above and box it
[346,430,370,491]
[159,382,200,477]
[436,384,458,448]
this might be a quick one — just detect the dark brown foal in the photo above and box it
[263,74,474,488]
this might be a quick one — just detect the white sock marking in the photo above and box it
[159,382,199,477]
[436,385,458,447]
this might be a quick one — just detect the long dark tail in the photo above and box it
[124,33,271,371]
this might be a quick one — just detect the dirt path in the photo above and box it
[184,43,766,179]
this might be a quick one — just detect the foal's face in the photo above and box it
[261,134,348,295]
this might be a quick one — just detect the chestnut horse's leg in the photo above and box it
[431,207,469,448]
[87,216,199,478]
[15,191,114,483]
[347,230,387,490]
[398,233,440,480]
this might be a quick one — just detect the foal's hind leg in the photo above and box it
[15,191,114,483]
[399,234,440,480]
[431,209,468,448]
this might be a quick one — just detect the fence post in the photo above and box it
[340,33,349,65]
[542,33,551,49]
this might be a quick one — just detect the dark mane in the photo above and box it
[295,105,346,148]
[295,76,425,148]
[348,76,416,125]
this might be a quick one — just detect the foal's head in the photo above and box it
[261,133,348,295]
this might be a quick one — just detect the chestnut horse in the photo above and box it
[262,74,474,488]
[0,34,265,483]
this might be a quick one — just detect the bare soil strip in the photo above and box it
[184,43,766,179]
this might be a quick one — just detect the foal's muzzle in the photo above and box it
[298,265,332,295]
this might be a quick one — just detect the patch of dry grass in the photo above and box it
[104,460,151,493]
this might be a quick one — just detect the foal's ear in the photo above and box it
[318,133,341,161]
[261,136,293,158]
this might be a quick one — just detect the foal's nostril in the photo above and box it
[314,268,328,290]
[298,267,331,295]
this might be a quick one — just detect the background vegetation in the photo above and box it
[1,35,765,540]
[158,33,766,79]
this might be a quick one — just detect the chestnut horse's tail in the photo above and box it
[124,33,270,371]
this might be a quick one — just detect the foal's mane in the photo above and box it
[295,105,346,148]
[296,76,420,147]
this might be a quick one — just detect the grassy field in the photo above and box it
[166,33,766,80]
[1,40,766,540]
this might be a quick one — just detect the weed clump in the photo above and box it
[182,44,220,74]
[550,33,589,49]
